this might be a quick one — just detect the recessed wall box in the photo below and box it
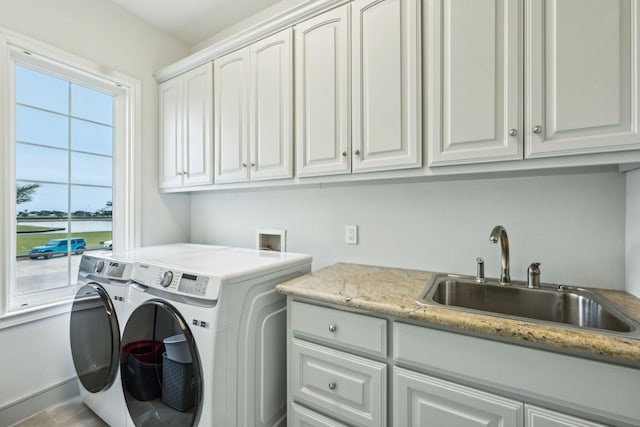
[256,229,286,252]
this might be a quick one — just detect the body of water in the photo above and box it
[18,220,112,232]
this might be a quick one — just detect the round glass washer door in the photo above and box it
[70,283,120,393]
[121,300,202,427]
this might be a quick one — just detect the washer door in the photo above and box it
[70,283,120,393]
[121,300,202,427]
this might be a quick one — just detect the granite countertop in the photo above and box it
[276,263,640,365]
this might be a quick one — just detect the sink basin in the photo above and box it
[417,274,640,337]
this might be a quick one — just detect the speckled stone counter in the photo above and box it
[276,263,640,365]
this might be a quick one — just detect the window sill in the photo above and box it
[0,298,73,330]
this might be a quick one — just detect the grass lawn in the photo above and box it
[16,231,112,256]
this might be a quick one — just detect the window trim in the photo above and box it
[0,28,141,325]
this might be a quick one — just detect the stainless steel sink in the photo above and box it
[417,274,640,337]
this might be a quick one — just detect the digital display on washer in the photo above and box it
[177,273,208,296]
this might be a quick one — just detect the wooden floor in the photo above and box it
[10,397,107,427]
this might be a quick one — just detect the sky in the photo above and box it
[15,65,114,213]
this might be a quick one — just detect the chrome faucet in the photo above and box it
[489,225,510,285]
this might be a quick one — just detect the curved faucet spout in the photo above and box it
[490,225,510,285]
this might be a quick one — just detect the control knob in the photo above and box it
[95,260,105,273]
[160,271,173,288]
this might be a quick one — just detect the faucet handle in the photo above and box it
[527,262,541,289]
[475,257,486,283]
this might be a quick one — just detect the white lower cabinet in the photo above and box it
[286,298,632,427]
[288,301,387,426]
[525,405,607,427]
[394,366,523,426]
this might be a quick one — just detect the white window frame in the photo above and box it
[0,28,141,326]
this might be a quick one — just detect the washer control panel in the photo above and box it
[132,262,219,301]
[79,255,132,283]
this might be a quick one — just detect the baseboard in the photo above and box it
[0,377,79,426]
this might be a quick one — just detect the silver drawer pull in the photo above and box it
[328,324,337,332]
[328,381,337,390]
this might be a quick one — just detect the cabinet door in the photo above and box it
[182,63,213,186]
[352,0,421,173]
[525,405,607,427]
[249,28,293,181]
[427,0,523,166]
[295,5,351,177]
[158,77,184,189]
[394,367,523,427]
[526,0,640,157]
[214,48,250,184]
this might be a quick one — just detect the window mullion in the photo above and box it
[67,81,72,286]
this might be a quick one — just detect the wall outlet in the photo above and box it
[345,224,358,245]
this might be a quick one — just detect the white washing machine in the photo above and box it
[121,247,312,427]
[70,244,229,427]
[71,252,135,427]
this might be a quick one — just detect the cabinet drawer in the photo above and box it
[290,301,387,356]
[290,403,349,427]
[291,339,386,427]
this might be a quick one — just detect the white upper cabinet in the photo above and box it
[214,47,250,184]
[352,0,422,173]
[295,5,351,177]
[429,0,640,166]
[526,0,640,157]
[249,28,294,181]
[427,0,523,165]
[214,28,293,184]
[159,63,213,188]
[159,77,183,188]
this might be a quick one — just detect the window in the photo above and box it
[0,31,140,316]
[15,65,114,307]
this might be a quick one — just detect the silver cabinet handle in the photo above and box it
[532,125,542,134]
[251,163,256,167]
[509,129,518,136]
[242,163,247,167]
[355,149,361,156]
[342,152,347,157]
[328,324,337,332]
[328,381,337,390]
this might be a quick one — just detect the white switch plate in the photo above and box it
[345,225,358,245]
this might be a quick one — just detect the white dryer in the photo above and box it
[121,248,312,427]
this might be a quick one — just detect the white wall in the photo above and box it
[0,0,190,412]
[191,170,626,289]
[626,168,640,298]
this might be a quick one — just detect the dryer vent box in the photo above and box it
[256,229,286,252]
